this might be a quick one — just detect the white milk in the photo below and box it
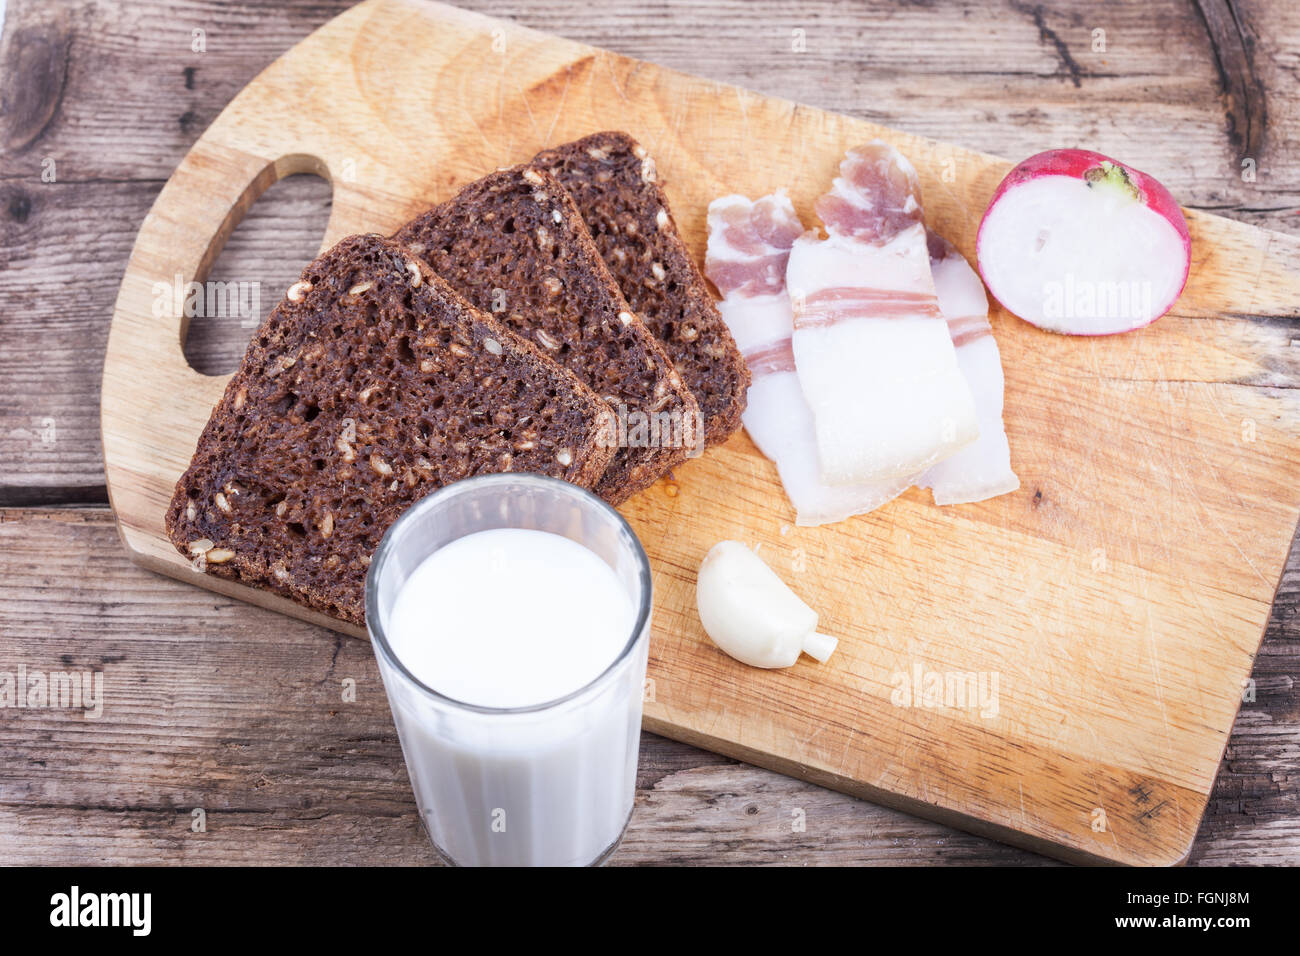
[383,528,645,866]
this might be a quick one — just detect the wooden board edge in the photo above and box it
[91,0,1298,869]
[640,714,1204,867]
[111,518,367,640]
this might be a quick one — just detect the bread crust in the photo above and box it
[531,131,750,447]
[165,234,615,624]
[394,165,700,503]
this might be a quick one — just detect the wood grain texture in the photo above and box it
[5,0,1299,492]
[2,0,1298,866]
[2,509,1295,865]
[91,0,1300,865]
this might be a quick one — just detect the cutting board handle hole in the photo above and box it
[181,161,333,376]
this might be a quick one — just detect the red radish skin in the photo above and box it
[976,149,1192,336]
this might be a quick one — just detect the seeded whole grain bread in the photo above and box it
[531,131,750,447]
[165,234,615,625]
[393,165,700,504]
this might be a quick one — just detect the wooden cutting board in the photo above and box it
[101,0,1300,865]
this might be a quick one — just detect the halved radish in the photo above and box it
[976,149,1191,335]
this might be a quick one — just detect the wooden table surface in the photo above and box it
[1,0,1295,865]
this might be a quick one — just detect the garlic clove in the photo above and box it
[695,540,833,669]
[800,629,838,663]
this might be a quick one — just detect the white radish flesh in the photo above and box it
[976,149,1191,335]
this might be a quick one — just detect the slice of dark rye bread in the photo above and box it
[530,131,750,447]
[165,234,615,625]
[393,165,700,504]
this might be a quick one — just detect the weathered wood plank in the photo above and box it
[2,0,1297,494]
[0,175,332,500]
[0,0,1296,864]
[0,508,1045,864]
[93,0,1300,864]
[0,508,1295,864]
[3,0,1292,216]
[1189,513,1300,865]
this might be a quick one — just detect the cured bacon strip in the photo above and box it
[802,287,946,311]
[917,231,1019,505]
[815,144,924,242]
[742,340,796,377]
[705,193,805,299]
[787,142,978,484]
[705,160,1017,519]
[796,287,946,327]
[947,314,993,349]
[705,191,914,525]
[924,228,992,347]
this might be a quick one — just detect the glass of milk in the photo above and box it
[365,473,652,867]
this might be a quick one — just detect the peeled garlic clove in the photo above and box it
[695,540,836,669]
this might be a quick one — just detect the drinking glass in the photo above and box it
[366,474,652,867]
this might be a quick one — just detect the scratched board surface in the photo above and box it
[100,0,1300,864]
